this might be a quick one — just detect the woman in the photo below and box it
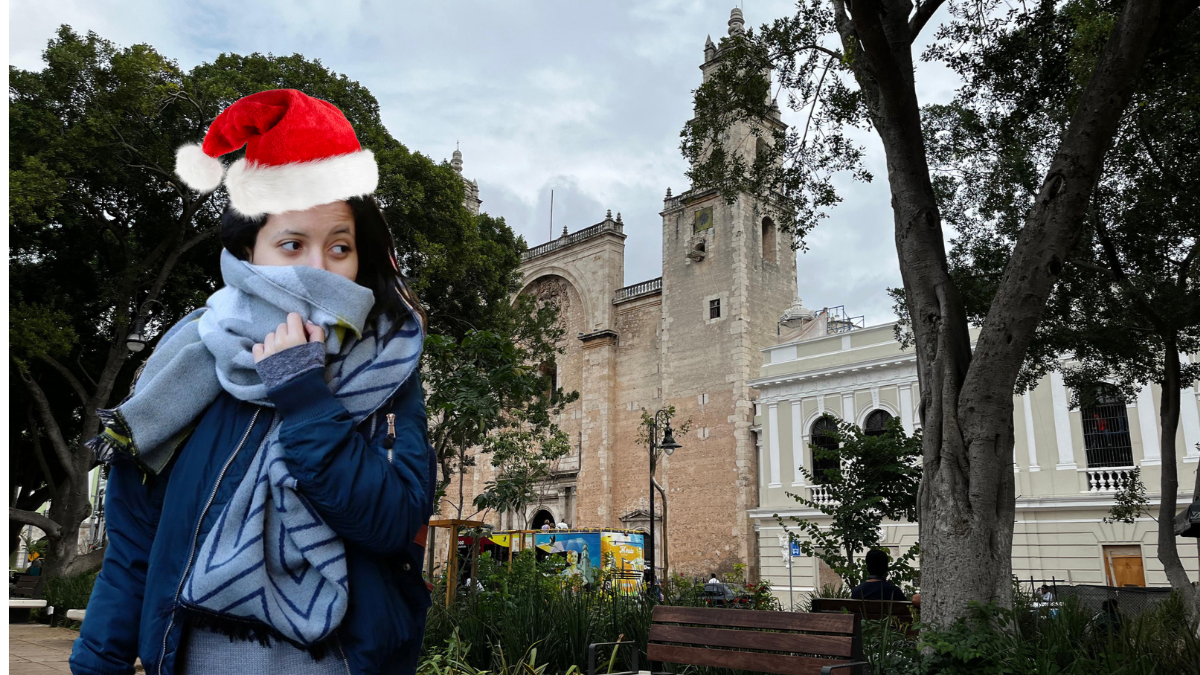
[70,89,435,675]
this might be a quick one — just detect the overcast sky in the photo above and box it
[9,0,958,327]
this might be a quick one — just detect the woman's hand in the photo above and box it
[253,312,326,363]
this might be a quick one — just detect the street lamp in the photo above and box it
[647,408,682,598]
[125,299,165,353]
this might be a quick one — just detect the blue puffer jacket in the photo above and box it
[70,368,435,675]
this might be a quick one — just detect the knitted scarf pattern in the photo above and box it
[88,250,422,647]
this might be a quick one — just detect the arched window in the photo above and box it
[540,361,558,401]
[756,136,769,161]
[1081,386,1133,468]
[864,410,893,437]
[761,217,776,263]
[810,416,840,484]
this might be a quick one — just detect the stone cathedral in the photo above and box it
[449,8,796,579]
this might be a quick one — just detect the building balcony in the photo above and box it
[1082,466,1136,493]
[808,484,837,508]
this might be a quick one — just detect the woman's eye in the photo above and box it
[332,244,353,255]
[281,241,301,252]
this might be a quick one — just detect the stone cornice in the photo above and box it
[578,329,618,349]
[751,355,918,402]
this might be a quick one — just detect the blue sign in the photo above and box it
[790,541,802,557]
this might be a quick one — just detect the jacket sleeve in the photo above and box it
[70,457,162,675]
[270,368,432,556]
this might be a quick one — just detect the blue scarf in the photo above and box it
[90,251,422,647]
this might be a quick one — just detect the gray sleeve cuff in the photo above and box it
[256,341,326,391]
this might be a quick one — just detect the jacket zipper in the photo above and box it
[334,632,352,675]
[158,409,263,675]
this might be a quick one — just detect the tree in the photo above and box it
[777,417,922,591]
[1104,468,1152,525]
[681,0,1196,625]
[9,29,529,580]
[926,1,1200,616]
[10,28,224,579]
[424,294,579,520]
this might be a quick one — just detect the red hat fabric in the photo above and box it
[174,89,377,217]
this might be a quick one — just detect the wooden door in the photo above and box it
[1103,545,1146,587]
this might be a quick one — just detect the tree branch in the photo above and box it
[1066,258,1115,277]
[39,353,91,409]
[60,546,108,578]
[1176,239,1199,291]
[965,0,1174,395]
[25,404,60,503]
[9,507,62,540]
[908,0,947,41]
[76,354,100,389]
[18,368,80,480]
[1095,214,1168,332]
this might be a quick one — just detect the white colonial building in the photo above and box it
[748,304,1200,601]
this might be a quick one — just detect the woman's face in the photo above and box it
[250,201,358,281]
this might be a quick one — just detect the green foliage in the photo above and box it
[924,1,1200,397]
[911,593,1200,675]
[9,302,78,369]
[680,2,873,247]
[1104,467,1152,525]
[778,417,922,590]
[43,570,98,625]
[425,294,579,519]
[422,550,650,674]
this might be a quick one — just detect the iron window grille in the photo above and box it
[811,416,840,484]
[709,299,721,319]
[864,409,893,437]
[1081,388,1134,468]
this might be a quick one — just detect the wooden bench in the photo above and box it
[640,605,869,675]
[810,598,914,623]
[811,598,915,638]
[10,574,46,623]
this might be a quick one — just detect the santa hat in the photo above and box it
[173,89,377,217]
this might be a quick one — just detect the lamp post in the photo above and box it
[647,408,681,598]
[125,299,165,353]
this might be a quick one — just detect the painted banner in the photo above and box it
[535,532,602,584]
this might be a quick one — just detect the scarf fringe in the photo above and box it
[178,605,336,661]
[85,408,131,466]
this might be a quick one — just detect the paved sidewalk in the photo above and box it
[9,623,145,675]
[9,624,76,674]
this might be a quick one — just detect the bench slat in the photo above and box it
[650,624,855,658]
[647,643,857,675]
[811,598,913,619]
[653,606,857,634]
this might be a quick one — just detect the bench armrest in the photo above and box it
[587,641,639,675]
[820,661,871,675]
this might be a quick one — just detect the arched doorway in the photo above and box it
[531,509,556,530]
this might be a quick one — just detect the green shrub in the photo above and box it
[43,570,98,628]
[904,592,1200,675]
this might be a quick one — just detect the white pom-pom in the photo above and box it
[174,143,224,193]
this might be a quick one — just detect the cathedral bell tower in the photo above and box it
[655,7,798,579]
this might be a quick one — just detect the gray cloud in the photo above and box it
[10,0,960,327]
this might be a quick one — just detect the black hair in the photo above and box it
[865,549,889,578]
[219,195,426,331]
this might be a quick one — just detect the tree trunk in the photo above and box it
[1156,346,1200,618]
[836,0,1177,626]
[8,202,218,582]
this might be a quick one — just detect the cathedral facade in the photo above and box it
[447,9,798,579]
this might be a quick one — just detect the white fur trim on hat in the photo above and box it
[224,150,378,218]
[174,143,225,193]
